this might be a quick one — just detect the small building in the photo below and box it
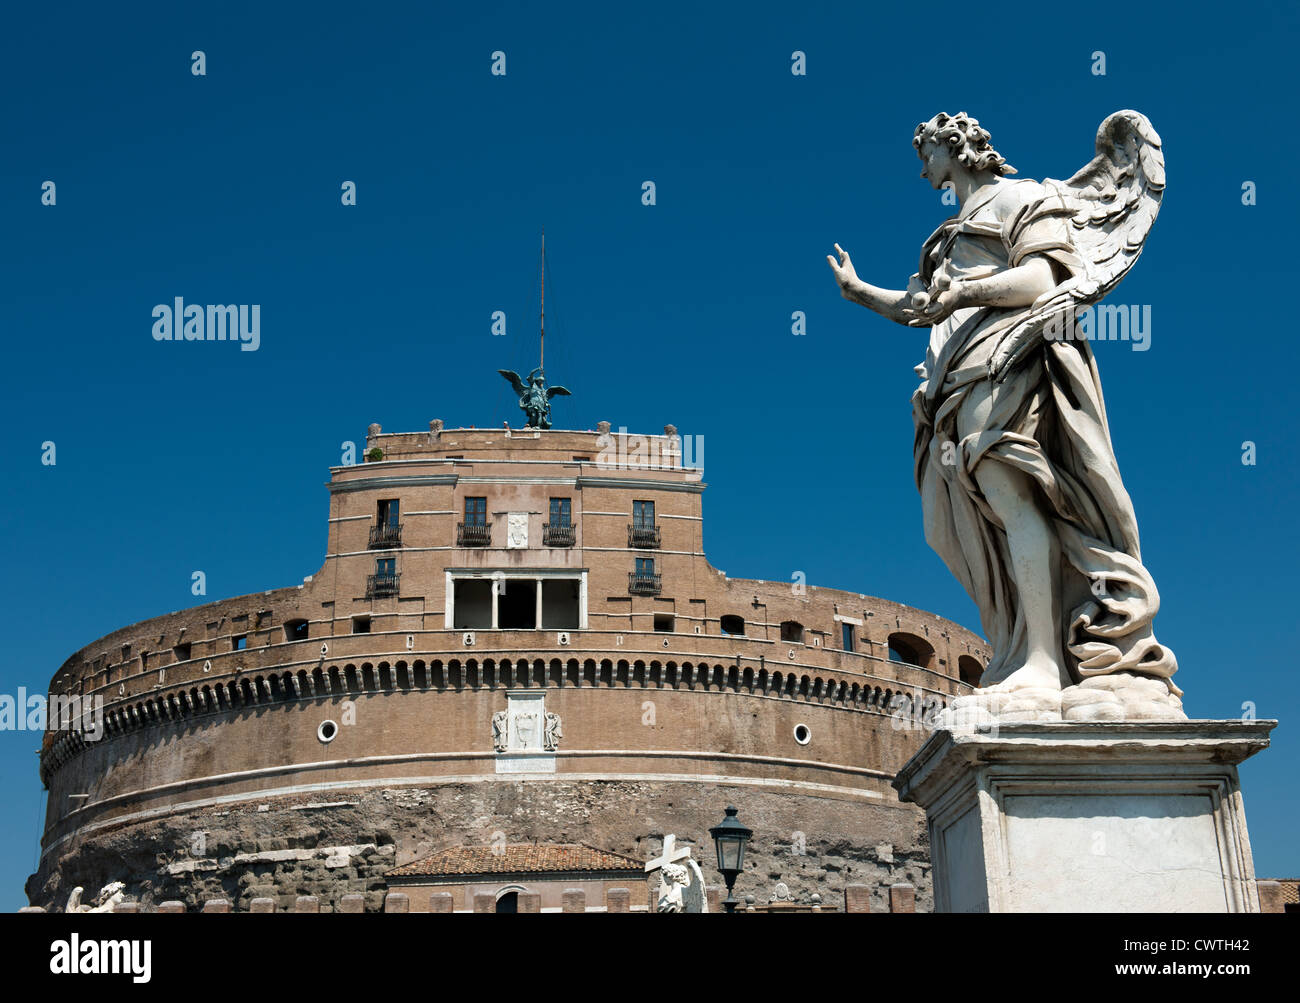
[386,843,648,912]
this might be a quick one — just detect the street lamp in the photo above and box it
[709,805,752,913]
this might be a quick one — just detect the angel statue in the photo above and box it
[498,367,571,429]
[828,110,1183,722]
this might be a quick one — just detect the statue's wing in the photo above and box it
[546,385,572,399]
[497,369,527,397]
[991,111,1164,382]
[1061,109,1165,301]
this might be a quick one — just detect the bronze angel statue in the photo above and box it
[498,367,571,429]
[829,110,1183,721]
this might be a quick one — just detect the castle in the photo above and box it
[30,419,988,912]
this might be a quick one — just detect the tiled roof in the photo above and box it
[387,843,644,878]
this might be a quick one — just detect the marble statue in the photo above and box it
[645,834,709,913]
[656,863,690,912]
[498,368,571,429]
[829,111,1183,721]
[67,881,126,913]
[491,710,508,753]
[543,711,562,751]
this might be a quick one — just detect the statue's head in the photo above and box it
[913,112,1016,188]
[528,368,545,385]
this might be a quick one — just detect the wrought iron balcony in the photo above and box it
[368,522,403,549]
[544,522,575,547]
[366,572,400,599]
[628,571,662,596]
[628,523,661,548]
[457,521,492,547]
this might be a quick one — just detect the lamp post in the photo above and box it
[709,805,752,913]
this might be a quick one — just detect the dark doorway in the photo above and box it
[496,891,518,913]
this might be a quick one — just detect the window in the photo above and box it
[720,615,745,637]
[368,558,400,599]
[841,623,855,652]
[654,613,675,633]
[377,498,399,526]
[172,642,192,662]
[780,620,804,643]
[352,615,371,634]
[232,635,247,651]
[636,557,655,576]
[549,498,572,527]
[464,497,487,525]
[632,500,655,527]
[285,619,309,642]
[887,632,935,668]
[958,655,983,687]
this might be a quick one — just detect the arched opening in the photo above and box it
[719,615,746,637]
[887,632,936,670]
[496,891,518,914]
[958,654,984,687]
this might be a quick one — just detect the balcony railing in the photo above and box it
[368,522,403,549]
[544,522,575,547]
[628,523,661,548]
[628,571,662,596]
[457,521,492,547]
[366,572,400,599]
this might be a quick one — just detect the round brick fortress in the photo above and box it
[30,423,988,912]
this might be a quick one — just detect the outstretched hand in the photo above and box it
[827,243,860,300]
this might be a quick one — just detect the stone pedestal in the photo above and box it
[893,720,1274,913]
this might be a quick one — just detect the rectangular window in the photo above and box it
[172,642,192,662]
[632,500,655,527]
[841,623,855,652]
[377,557,396,576]
[654,613,674,633]
[636,557,655,576]
[549,497,572,527]
[464,497,487,525]
[232,635,247,651]
[352,615,371,634]
[377,498,400,526]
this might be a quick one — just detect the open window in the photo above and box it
[284,618,309,642]
[888,632,935,669]
[719,615,745,637]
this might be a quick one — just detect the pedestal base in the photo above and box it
[893,720,1275,913]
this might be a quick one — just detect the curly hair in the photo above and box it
[913,112,1016,176]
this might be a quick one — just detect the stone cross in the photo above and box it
[644,834,691,874]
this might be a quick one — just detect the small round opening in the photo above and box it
[793,724,811,746]
[317,719,338,743]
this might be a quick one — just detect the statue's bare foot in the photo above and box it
[939,659,1064,727]
[981,658,1064,694]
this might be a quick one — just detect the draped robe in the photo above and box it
[909,178,1179,692]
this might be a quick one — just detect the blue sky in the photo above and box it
[2,2,1296,906]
